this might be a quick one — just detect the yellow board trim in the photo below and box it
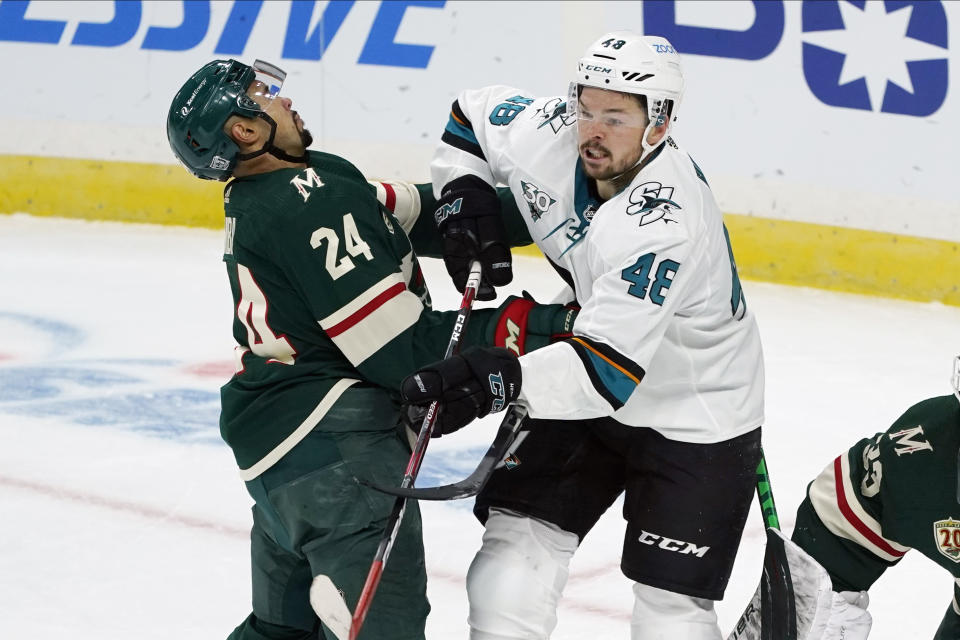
[0,155,224,228]
[518,217,960,307]
[721,214,960,306]
[2,154,958,306]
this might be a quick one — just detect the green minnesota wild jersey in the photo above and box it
[800,394,960,634]
[220,152,495,477]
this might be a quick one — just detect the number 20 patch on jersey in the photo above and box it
[934,518,960,563]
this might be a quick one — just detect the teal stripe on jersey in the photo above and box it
[444,115,480,146]
[584,349,637,405]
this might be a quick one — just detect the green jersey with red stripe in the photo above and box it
[219,152,495,476]
[793,394,960,638]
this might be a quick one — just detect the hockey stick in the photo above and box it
[346,260,483,640]
[755,450,798,640]
[727,449,833,640]
[360,403,528,500]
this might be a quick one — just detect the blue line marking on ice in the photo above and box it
[0,308,501,462]
[0,311,86,356]
[0,349,222,444]
[4,387,222,445]
[0,366,140,402]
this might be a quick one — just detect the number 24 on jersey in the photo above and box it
[310,212,373,279]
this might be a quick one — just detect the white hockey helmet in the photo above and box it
[570,32,684,133]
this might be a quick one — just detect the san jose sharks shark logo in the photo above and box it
[535,98,575,134]
[626,181,681,226]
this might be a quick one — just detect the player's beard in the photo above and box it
[580,142,643,181]
[293,110,313,148]
[299,127,313,148]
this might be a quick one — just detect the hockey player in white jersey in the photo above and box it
[401,32,766,639]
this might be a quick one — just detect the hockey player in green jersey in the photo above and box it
[166,59,576,640]
[788,357,960,640]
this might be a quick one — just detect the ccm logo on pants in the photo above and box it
[638,530,710,557]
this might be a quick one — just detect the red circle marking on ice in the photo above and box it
[0,353,14,362]
[182,361,234,378]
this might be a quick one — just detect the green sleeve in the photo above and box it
[933,583,960,640]
[791,494,891,592]
[406,183,533,259]
[364,305,497,390]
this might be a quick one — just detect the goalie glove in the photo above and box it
[489,292,578,356]
[434,175,511,301]
[401,347,521,436]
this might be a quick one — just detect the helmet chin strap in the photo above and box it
[236,112,308,165]
[607,98,670,183]
[609,120,661,182]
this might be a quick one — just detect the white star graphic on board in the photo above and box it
[803,1,947,111]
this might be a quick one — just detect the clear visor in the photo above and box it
[248,59,286,104]
[566,82,649,130]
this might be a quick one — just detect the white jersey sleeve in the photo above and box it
[431,85,539,196]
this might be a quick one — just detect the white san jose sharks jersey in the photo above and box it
[432,85,764,444]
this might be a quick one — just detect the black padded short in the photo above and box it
[474,416,761,600]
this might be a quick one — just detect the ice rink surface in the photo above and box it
[1,214,956,639]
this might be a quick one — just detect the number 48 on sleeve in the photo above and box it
[620,252,680,306]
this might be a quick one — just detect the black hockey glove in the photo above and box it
[434,175,512,301]
[401,346,521,436]
[488,292,578,356]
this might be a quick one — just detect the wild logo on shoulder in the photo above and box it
[889,425,933,456]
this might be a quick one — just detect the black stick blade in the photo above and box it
[358,405,527,501]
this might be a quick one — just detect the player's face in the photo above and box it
[247,81,313,152]
[577,88,648,180]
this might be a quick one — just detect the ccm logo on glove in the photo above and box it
[401,347,521,436]
[434,197,462,225]
[433,175,512,300]
[488,372,513,412]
